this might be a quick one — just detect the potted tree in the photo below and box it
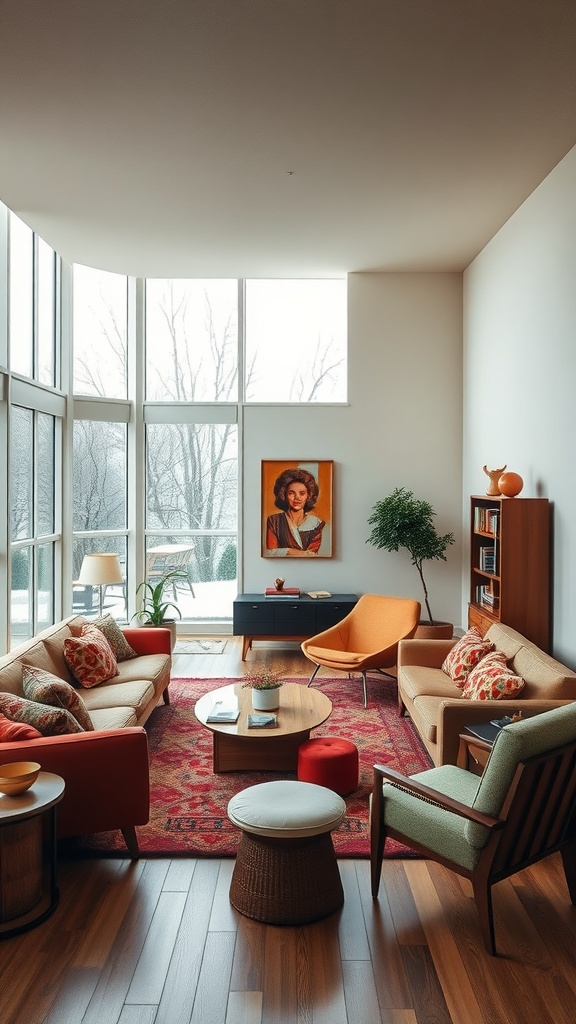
[132,569,187,651]
[242,668,284,710]
[366,487,455,638]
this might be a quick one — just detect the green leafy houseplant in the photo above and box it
[132,570,187,626]
[366,487,455,626]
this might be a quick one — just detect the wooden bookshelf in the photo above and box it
[468,494,550,652]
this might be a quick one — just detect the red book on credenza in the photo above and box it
[265,587,300,598]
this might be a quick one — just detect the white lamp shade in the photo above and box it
[78,553,123,586]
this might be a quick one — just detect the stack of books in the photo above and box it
[479,546,496,573]
[264,587,300,599]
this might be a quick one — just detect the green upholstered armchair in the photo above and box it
[370,703,576,954]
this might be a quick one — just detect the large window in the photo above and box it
[10,407,59,643]
[9,216,34,378]
[8,214,57,386]
[73,265,128,398]
[72,419,128,619]
[245,279,347,402]
[145,422,238,622]
[145,279,238,402]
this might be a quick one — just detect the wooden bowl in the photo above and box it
[0,761,41,796]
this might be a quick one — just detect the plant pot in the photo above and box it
[251,686,282,711]
[415,621,454,640]
[144,620,177,651]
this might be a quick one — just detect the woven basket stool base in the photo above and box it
[230,831,344,924]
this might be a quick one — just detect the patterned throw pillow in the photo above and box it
[0,711,42,742]
[441,627,494,687]
[22,665,94,731]
[93,614,137,662]
[64,625,119,688]
[0,692,85,735]
[461,650,526,700]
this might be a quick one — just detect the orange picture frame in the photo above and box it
[261,460,334,559]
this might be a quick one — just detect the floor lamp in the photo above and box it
[77,553,124,617]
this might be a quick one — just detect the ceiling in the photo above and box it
[1,0,576,278]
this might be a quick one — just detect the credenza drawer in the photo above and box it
[233,603,275,633]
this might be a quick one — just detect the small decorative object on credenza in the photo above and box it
[242,669,284,710]
[498,471,524,497]
[265,585,300,599]
[274,577,285,590]
[482,464,507,496]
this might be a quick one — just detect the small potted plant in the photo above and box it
[366,486,455,637]
[242,668,284,710]
[132,569,187,650]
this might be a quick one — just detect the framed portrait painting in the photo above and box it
[261,460,334,558]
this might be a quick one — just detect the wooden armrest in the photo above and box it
[373,763,502,830]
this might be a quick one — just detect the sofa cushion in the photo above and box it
[0,692,85,736]
[88,705,139,730]
[399,665,461,704]
[0,711,42,741]
[64,625,119,687]
[0,660,25,698]
[114,654,170,689]
[410,696,441,743]
[93,615,138,662]
[79,680,154,716]
[509,646,576,700]
[441,627,494,687]
[22,665,94,731]
[461,650,526,701]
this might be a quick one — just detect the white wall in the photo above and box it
[463,144,576,665]
[242,271,464,628]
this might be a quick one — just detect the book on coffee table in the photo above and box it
[247,713,277,728]
[206,702,240,723]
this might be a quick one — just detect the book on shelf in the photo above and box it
[473,506,500,536]
[247,713,277,728]
[206,701,240,724]
[265,587,300,598]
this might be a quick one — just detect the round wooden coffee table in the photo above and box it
[194,682,332,772]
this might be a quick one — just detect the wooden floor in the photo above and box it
[2,638,576,1024]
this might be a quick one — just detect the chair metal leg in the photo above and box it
[307,664,321,687]
[362,671,368,708]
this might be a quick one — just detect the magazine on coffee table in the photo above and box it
[206,701,240,724]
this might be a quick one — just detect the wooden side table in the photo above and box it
[457,733,492,776]
[0,771,65,938]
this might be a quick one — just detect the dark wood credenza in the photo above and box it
[233,593,358,660]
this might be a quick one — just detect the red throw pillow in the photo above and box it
[461,650,526,700]
[64,624,119,688]
[441,627,494,687]
[0,711,42,741]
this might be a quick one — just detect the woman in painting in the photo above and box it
[265,468,326,557]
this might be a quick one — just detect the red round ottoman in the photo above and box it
[297,737,359,796]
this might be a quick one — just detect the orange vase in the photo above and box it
[498,471,523,497]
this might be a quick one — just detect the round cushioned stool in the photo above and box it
[297,737,359,796]
[227,779,346,924]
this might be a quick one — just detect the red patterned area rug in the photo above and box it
[72,676,432,859]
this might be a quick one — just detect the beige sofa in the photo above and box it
[0,615,171,855]
[0,615,171,729]
[397,622,576,766]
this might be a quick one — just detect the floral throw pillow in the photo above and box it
[0,711,42,742]
[22,665,94,731]
[441,627,494,688]
[93,614,137,662]
[461,650,526,700]
[0,692,85,736]
[64,625,119,688]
